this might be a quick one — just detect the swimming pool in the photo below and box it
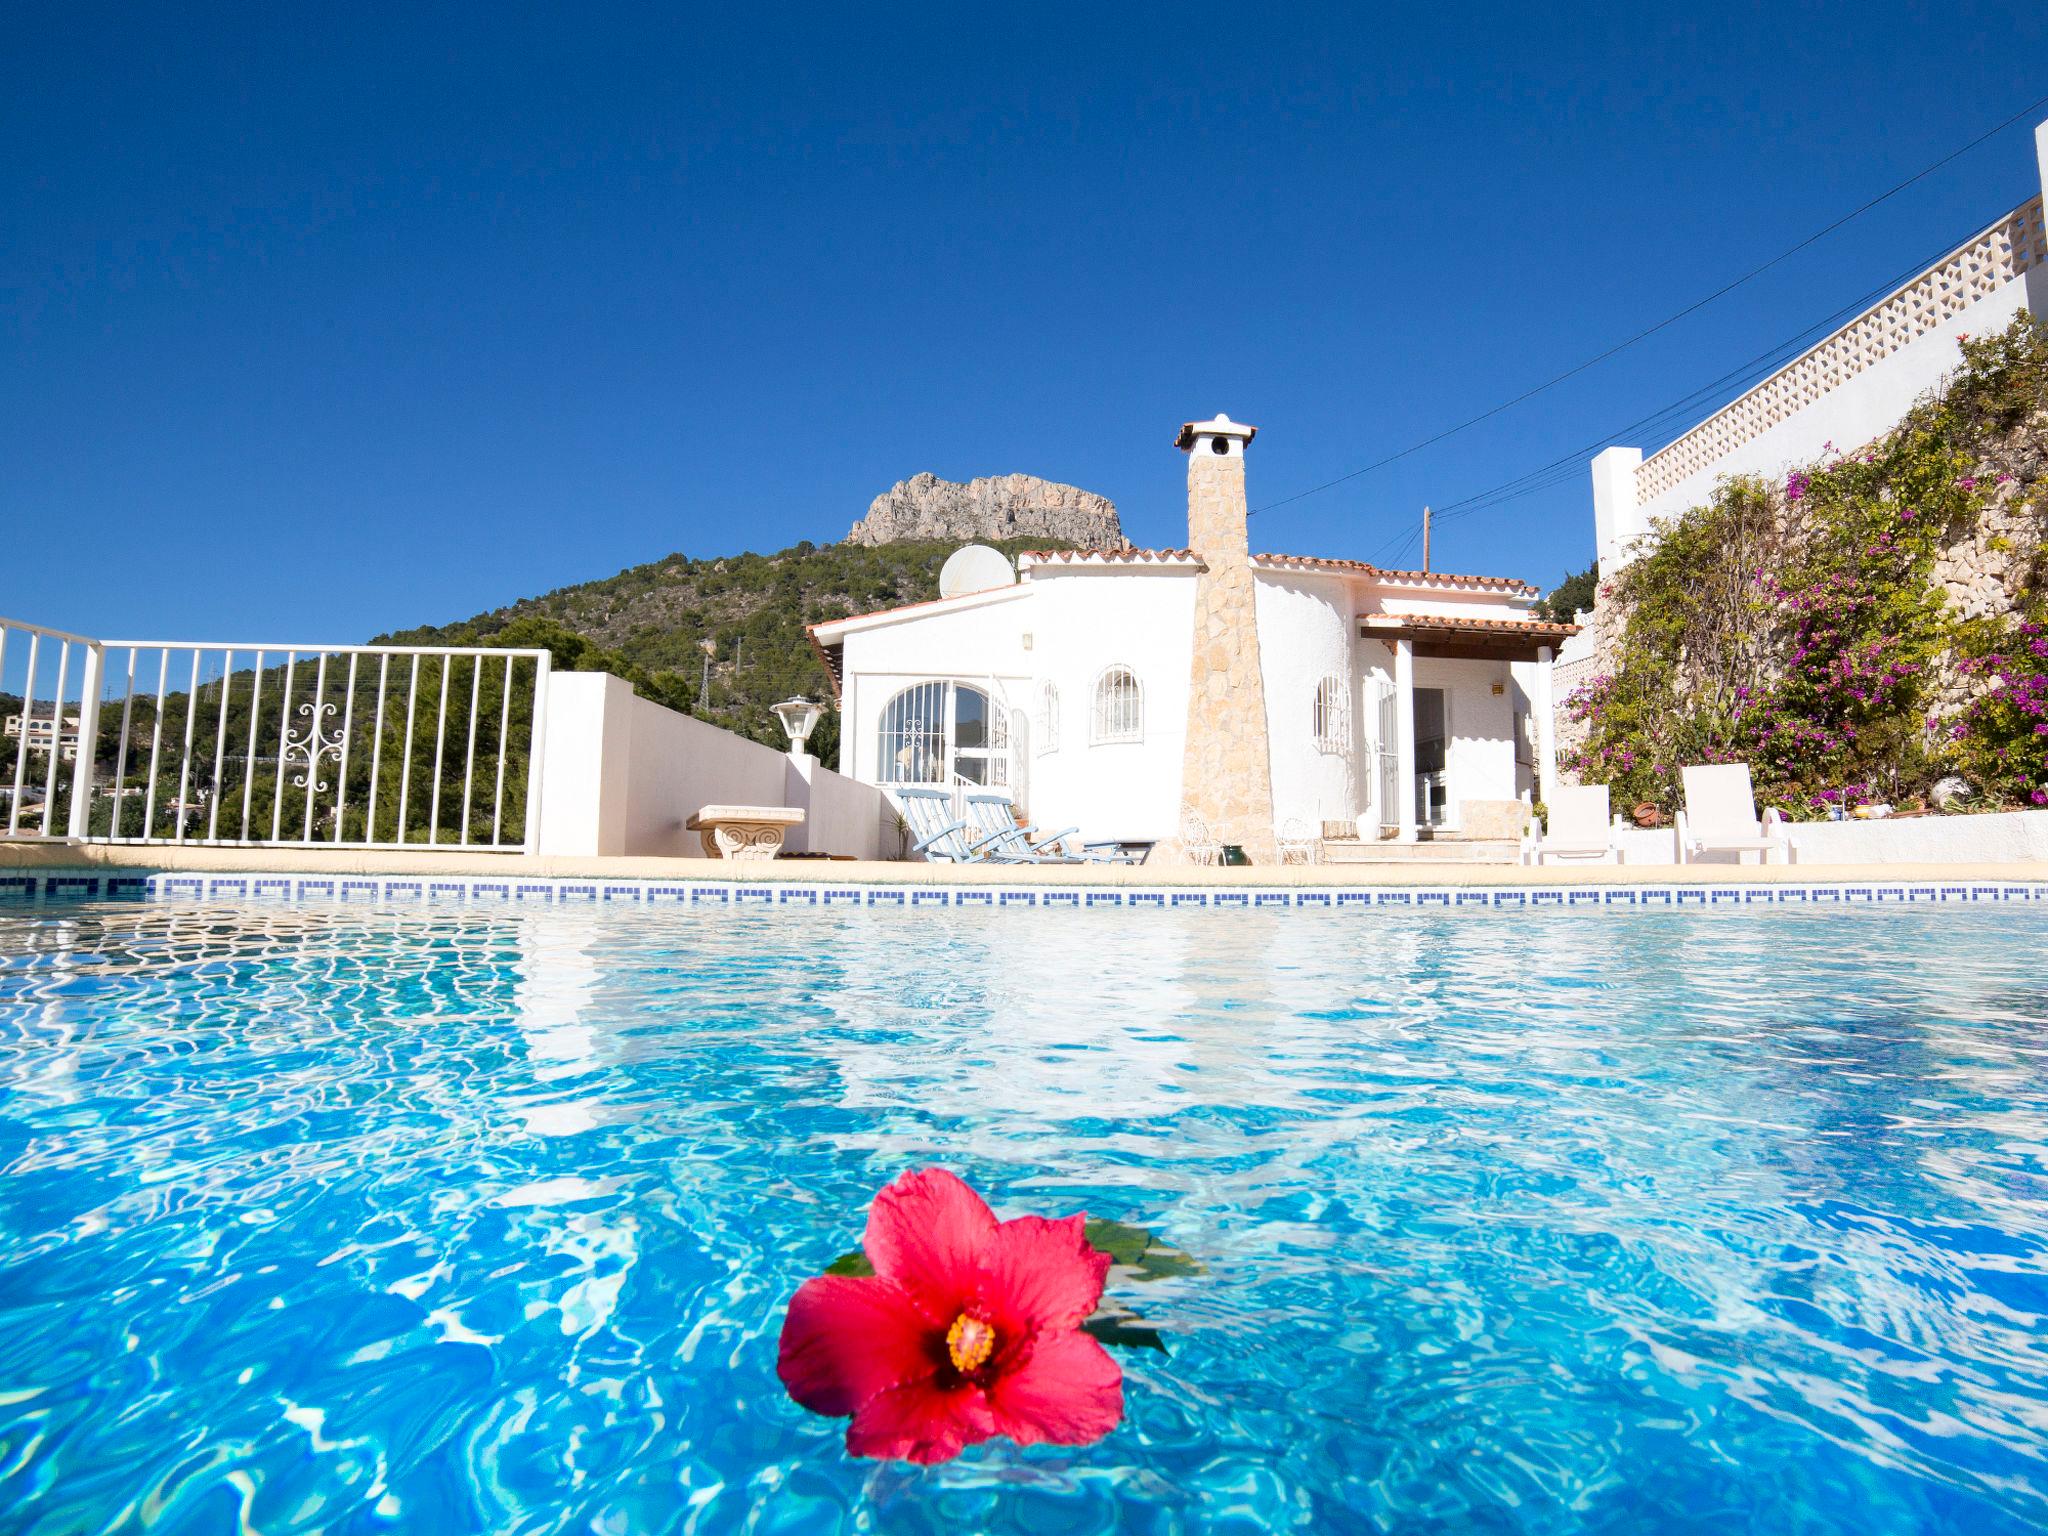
[4,899,2048,1533]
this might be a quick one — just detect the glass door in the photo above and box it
[1414,687,1449,829]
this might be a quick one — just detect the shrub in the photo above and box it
[1564,310,2047,816]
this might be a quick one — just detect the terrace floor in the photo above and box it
[3,842,2044,887]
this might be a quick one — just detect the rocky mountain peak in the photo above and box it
[845,472,1125,549]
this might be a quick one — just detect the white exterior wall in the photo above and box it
[837,587,1036,788]
[1020,569,1196,842]
[834,572,1199,843]
[1253,572,1357,829]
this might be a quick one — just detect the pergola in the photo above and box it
[1359,613,1580,840]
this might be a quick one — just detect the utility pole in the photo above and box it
[698,638,716,712]
[1421,505,1433,573]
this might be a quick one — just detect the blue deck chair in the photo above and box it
[961,793,1082,864]
[892,785,983,862]
[964,793,1143,864]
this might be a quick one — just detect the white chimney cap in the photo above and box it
[1175,414,1258,450]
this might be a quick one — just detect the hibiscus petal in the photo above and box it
[984,1214,1110,1332]
[777,1274,937,1418]
[845,1378,997,1464]
[862,1167,998,1302]
[987,1328,1124,1448]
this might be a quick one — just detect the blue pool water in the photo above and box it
[4,901,2048,1534]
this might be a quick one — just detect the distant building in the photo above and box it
[4,703,84,762]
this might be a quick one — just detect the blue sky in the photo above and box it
[4,3,2044,640]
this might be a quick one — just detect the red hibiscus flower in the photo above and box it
[776,1168,1124,1463]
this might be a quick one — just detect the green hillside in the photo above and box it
[380,536,1069,766]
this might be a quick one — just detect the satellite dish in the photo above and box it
[938,544,1017,600]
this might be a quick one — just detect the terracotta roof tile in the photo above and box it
[1372,567,1540,594]
[1369,614,1578,637]
[1252,552,1378,575]
[1017,547,1199,564]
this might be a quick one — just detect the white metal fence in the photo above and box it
[1,616,550,852]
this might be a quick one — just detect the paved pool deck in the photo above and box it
[3,842,2044,888]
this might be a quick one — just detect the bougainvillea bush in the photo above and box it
[1563,312,2048,816]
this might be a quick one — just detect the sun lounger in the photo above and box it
[1522,784,1620,865]
[961,793,1082,864]
[1676,764,1791,865]
[892,785,982,862]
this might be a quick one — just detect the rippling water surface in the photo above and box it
[5,901,2048,1534]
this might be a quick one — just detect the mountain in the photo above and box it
[380,535,1070,767]
[846,472,1124,548]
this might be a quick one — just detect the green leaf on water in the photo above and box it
[1084,1217,1207,1282]
[1082,1313,1169,1355]
[824,1250,873,1277]
[1129,1243,1205,1282]
[1083,1217,1152,1267]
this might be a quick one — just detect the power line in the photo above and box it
[1420,212,1996,535]
[1249,93,2048,519]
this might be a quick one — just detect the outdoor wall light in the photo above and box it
[771,697,825,754]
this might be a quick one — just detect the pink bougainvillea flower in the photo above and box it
[777,1168,1122,1464]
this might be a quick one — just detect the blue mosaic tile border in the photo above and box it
[0,870,2043,910]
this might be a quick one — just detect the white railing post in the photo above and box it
[65,642,103,841]
[522,653,551,856]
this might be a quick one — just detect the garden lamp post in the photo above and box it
[770,697,824,761]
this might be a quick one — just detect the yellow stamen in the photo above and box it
[946,1313,995,1374]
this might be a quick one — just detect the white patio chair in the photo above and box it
[1523,784,1621,866]
[1675,764,1791,865]
[960,792,1081,864]
[1179,808,1223,867]
[1276,817,1321,865]
[892,785,982,862]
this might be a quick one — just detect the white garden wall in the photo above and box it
[1594,135,2048,574]
[535,671,895,860]
[1608,810,2048,866]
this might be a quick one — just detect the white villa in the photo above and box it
[810,416,1576,858]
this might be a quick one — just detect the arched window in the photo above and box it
[1313,676,1349,754]
[1036,681,1060,755]
[876,681,1010,786]
[1090,666,1143,745]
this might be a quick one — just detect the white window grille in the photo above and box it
[1312,676,1349,754]
[877,680,948,785]
[1090,666,1143,745]
[876,680,1009,786]
[1374,680,1398,827]
[982,700,1010,788]
[1036,681,1060,755]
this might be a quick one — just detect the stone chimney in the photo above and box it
[1175,415,1277,862]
